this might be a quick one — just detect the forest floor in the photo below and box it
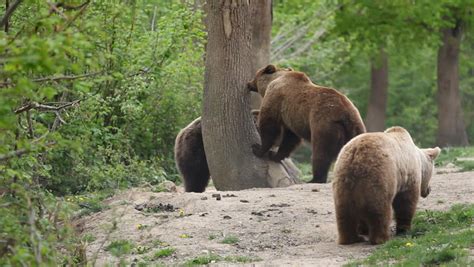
[78,167,474,266]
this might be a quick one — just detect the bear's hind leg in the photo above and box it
[309,124,344,183]
[269,129,301,162]
[335,204,364,244]
[367,204,392,245]
[393,189,419,235]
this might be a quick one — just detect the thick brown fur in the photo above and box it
[248,64,366,183]
[175,110,263,192]
[332,127,441,245]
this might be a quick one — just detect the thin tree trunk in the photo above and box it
[365,49,388,132]
[202,0,298,190]
[437,24,469,147]
[249,0,272,109]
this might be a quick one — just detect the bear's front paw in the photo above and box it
[268,151,284,162]
[252,144,264,157]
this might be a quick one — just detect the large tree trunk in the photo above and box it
[365,49,388,132]
[249,0,272,109]
[202,0,299,190]
[437,24,469,147]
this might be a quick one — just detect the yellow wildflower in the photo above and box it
[405,242,414,247]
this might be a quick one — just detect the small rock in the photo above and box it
[268,194,276,197]
[200,212,208,217]
[270,203,290,207]
[311,188,319,192]
[211,193,221,198]
[201,196,208,200]
[216,195,221,201]
[157,180,177,192]
[240,199,249,203]
[251,211,264,216]
[223,215,232,219]
[223,194,237,198]
[134,204,145,211]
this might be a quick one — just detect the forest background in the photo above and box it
[0,0,473,265]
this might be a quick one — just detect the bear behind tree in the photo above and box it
[332,127,440,245]
[248,64,366,183]
[175,110,273,192]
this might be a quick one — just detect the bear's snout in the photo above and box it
[247,81,257,92]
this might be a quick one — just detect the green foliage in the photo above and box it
[105,240,134,257]
[348,204,474,266]
[0,1,204,265]
[153,247,176,259]
[436,146,474,171]
[220,235,239,244]
[184,253,260,266]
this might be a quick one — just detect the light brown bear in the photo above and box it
[332,126,440,245]
[247,64,366,183]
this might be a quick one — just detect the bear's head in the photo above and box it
[247,64,293,97]
[419,147,441,198]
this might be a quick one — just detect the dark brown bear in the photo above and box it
[333,127,440,244]
[247,64,366,183]
[175,110,262,192]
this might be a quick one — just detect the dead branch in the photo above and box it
[56,1,90,11]
[0,138,55,163]
[14,99,80,114]
[0,0,23,28]
[0,71,103,87]
[63,1,90,29]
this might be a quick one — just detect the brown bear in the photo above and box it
[247,64,366,183]
[175,110,266,192]
[332,126,441,245]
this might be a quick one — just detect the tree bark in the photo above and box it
[202,0,299,191]
[249,0,272,109]
[437,23,469,147]
[365,49,388,132]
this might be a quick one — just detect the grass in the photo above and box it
[347,204,474,266]
[184,254,260,266]
[295,162,313,182]
[220,235,239,244]
[105,240,134,257]
[153,247,176,259]
[436,146,474,171]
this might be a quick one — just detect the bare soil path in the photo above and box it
[80,170,474,266]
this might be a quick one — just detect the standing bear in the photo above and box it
[247,64,366,183]
[332,126,440,245]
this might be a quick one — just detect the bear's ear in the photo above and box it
[263,64,277,74]
[425,147,441,160]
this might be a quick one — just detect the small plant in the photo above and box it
[184,254,260,266]
[220,235,239,244]
[154,248,176,259]
[105,240,134,257]
[208,234,217,240]
[185,254,222,266]
[82,233,97,243]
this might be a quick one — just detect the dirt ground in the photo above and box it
[80,168,474,266]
